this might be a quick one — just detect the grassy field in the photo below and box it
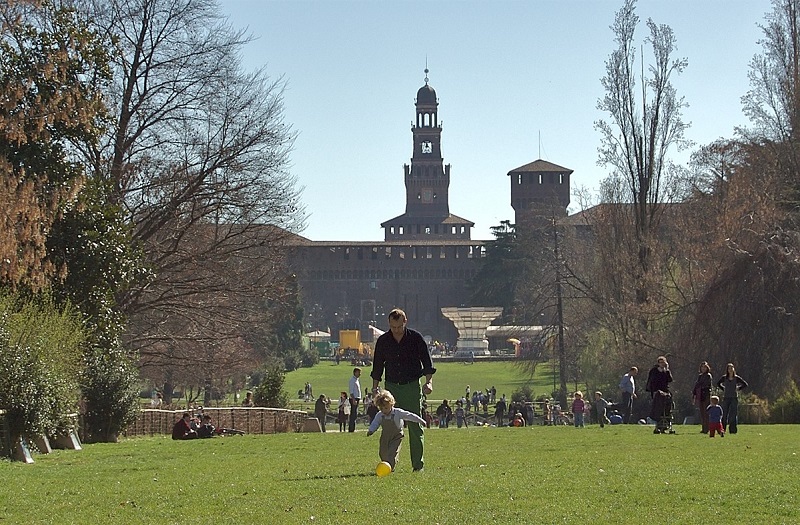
[2,424,798,524]
[284,360,570,410]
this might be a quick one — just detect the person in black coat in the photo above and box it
[645,356,673,419]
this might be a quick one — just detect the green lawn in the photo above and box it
[284,360,571,410]
[2,424,798,524]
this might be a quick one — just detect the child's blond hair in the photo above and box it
[574,391,583,398]
[374,390,396,410]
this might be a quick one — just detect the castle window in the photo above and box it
[399,248,405,259]
[460,225,466,234]
[390,226,395,235]
[370,281,377,290]
[344,248,350,260]
[451,226,457,234]
[385,247,391,259]
[425,226,431,235]
[399,226,404,235]
[538,174,543,184]
[371,247,378,259]
[440,247,446,259]
[560,173,564,184]
[426,247,433,259]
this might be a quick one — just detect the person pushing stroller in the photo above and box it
[645,356,675,434]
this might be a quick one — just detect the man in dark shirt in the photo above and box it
[371,308,435,472]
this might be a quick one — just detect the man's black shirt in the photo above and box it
[371,327,436,384]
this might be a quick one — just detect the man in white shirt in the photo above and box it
[348,367,362,432]
[619,366,638,424]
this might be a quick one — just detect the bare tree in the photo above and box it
[75,0,306,393]
[595,0,690,306]
[569,0,691,377]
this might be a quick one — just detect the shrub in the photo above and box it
[283,350,303,372]
[253,362,289,408]
[770,383,800,423]
[0,295,84,443]
[300,346,320,368]
[511,385,534,403]
[81,345,140,443]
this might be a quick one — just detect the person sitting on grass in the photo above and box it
[196,415,216,438]
[172,412,198,440]
[366,390,427,472]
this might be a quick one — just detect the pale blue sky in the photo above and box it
[219,0,771,241]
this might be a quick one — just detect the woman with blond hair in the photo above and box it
[716,363,748,434]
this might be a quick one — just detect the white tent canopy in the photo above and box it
[305,330,331,340]
[368,325,385,338]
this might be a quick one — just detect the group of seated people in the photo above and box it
[171,412,217,440]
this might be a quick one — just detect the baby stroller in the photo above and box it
[651,390,675,434]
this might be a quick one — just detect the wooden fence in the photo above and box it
[123,407,309,437]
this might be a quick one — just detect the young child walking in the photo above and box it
[572,391,586,428]
[594,391,611,428]
[455,400,468,428]
[367,390,427,472]
[707,395,725,438]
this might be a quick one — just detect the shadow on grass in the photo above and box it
[283,472,375,481]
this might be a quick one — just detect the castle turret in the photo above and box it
[508,159,571,228]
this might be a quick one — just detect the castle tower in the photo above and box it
[508,159,572,228]
[382,69,474,241]
[405,69,449,217]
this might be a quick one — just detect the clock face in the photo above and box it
[421,141,432,154]
[422,189,433,203]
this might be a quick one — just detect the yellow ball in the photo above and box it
[376,461,392,477]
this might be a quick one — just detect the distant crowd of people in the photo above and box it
[167,305,752,483]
